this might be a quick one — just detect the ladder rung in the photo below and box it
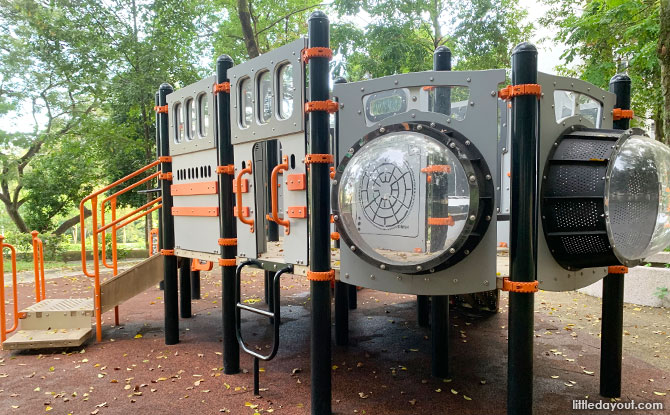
[237,303,274,318]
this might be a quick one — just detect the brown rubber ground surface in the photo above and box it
[1,267,669,414]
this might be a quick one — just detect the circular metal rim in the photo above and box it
[604,128,649,267]
[330,120,492,274]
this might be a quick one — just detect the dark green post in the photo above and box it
[599,73,631,398]
[507,42,539,415]
[216,55,240,375]
[191,268,201,299]
[179,258,191,318]
[333,76,349,347]
[430,45,451,379]
[156,91,165,291]
[159,83,179,345]
[307,10,332,415]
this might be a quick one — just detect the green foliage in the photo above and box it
[542,0,661,133]
[330,0,532,80]
[654,286,668,300]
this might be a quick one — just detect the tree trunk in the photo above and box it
[658,0,670,143]
[238,0,260,58]
[54,207,91,236]
[2,199,29,232]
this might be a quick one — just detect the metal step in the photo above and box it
[1,327,92,350]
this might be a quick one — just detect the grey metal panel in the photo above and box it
[234,142,258,259]
[332,69,504,295]
[167,76,217,156]
[229,38,307,145]
[536,72,614,291]
[276,133,308,265]
[172,149,220,254]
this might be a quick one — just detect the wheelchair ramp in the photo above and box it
[100,254,164,314]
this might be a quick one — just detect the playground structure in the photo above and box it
[2,10,670,415]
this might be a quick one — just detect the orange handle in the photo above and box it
[236,161,254,233]
[266,155,290,235]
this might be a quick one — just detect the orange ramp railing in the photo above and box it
[0,235,19,343]
[80,159,163,342]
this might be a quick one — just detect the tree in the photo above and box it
[542,0,663,141]
[330,0,533,80]
[659,0,670,143]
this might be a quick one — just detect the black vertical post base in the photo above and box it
[430,295,449,378]
[266,271,276,324]
[347,284,357,310]
[191,269,201,299]
[417,295,430,327]
[159,280,165,290]
[600,273,624,398]
[311,280,332,415]
[222,268,240,374]
[179,258,192,318]
[253,357,260,396]
[335,281,349,346]
[164,255,179,345]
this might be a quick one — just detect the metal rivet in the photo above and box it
[334,215,339,222]
[380,264,386,270]
[430,122,436,128]
[490,91,496,97]
[379,127,386,133]
[469,101,474,106]
[416,265,422,271]
[483,280,489,286]
[449,248,456,254]
[485,174,491,180]
[485,215,491,221]
[465,140,471,146]
[370,274,375,280]
[350,245,356,251]
[416,125,423,131]
[345,273,350,279]
[396,275,402,280]
[466,77,471,82]
[449,142,456,148]
[429,77,434,81]
[453,278,459,283]
[332,179,337,185]
[469,215,476,221]
[469,175,476,182]
[464,250,470,255]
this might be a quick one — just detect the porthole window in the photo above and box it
[174,103,183,143]
[258,70,273,124]
[278,63,294,119]
[186,98,196,140]
[198,94,209,137]
[240,78,253,128]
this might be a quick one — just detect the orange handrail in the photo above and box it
[0,235,19,343]
[236,161,254,232]
[31,231,45,302]
[266,155,290,234]
[79,159,163,342]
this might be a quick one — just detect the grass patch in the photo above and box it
[3,260,78,273]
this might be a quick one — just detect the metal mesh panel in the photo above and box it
[544,199,603,232]
[560,234,610,255]
[544,164,605,197]
[554,138,614,161]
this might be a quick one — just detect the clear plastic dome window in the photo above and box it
[337,130,475,268]
[607,135,670,262]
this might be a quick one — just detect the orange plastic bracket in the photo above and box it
[234,206,250,218]
[232,178,249,194]
[266,155,290,234]
[158,156,172,163]
[607,265,628,274]
[218,238,238,246]
[501,277,538,293]
[301,47,333,63]
[287,206,308,219]
[216,165,235,175]
[612,108,634,121]
[304,154,334,164]
[191,259,213,272]
[161,249,175,256]
[498,84,542,101]
[159,172,173,181]
[219,258,237,267]
[214,82,230,94]
[235,161,254,233]
[154,105,168,114]
[307,269,335,281]
[331,232,340,241]
[305,100,339,114]
[286,173,307,191]
[427,217,455,226]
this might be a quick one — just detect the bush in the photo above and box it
[0,231,67,261]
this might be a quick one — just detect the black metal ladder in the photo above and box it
[235,259,293,395]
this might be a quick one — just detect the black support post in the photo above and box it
[156,92,165,291]
[191,269,201,300]
[179,258,192,318]
[307,11,332,415]
[599,74,631,398]
[417,295,429,327]
[159,83,179,345]
[507,43,539,415]
[216,55,240,375]
[333,76,349,347]
[429,45,452,379]
[348,284,357,310]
